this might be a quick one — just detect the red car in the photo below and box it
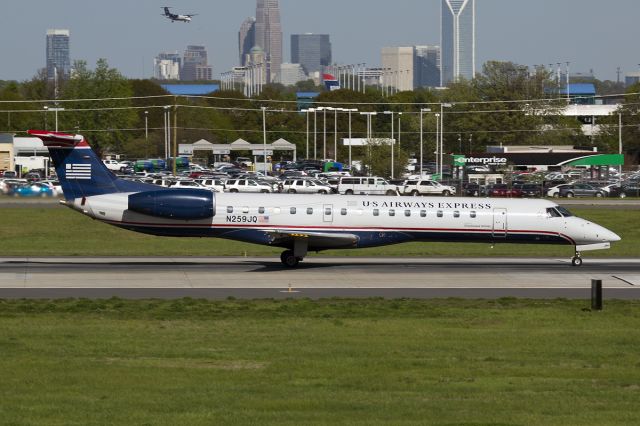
[487,184,522,197]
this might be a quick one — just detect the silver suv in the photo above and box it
[281,178,332,194]
[403,180,456,196]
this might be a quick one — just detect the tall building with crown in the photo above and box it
[441,0,475,85]
[254,0,283,83]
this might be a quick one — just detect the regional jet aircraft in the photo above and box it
[28,130,620,267]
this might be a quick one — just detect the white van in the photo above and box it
[337,176,398,196]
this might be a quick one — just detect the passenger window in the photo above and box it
[420,210,427,218]
[307,208,313,215]
[437,210,443,218]
[404,210,411,217]
[325,207,332,216]
[227,206,233,214]
[470,211,477,218]
[454,211,460,218]
[259,207,265,214]
[290,207,297,214]
[373,209,379,217]
[341,208,347,216]
[389,209,395,217]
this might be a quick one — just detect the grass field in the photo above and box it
[0,206,638,258]
[0,298,639,425]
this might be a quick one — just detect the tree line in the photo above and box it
[1,59,638,171]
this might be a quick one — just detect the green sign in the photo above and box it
[453,155,466,167]
[564,154,624,167]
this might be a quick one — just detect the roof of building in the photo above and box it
[560,83,596,95]
[296,92,320,98]
[161,84,219,96]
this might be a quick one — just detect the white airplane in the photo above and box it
[28,130,621,268]
[162,7,197,23]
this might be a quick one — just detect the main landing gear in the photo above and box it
[571,251,583,267]
[280,250,303,268]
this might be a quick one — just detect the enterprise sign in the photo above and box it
[455,156,508,166]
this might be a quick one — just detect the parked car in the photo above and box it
[558,183,605,198]
[167,180,210,190]
[281,178,333,194]
[546,184,572,198]
[513,183,543,198]
[102,159,126,172]
[195,178,226,192]
[402,179,456,196]
[40,180,63,196]
[487,184,522,198]
[462,183,485,197]
[224,179,272,193]
[13,182,54,197]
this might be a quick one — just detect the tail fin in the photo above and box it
[28,130,152,200]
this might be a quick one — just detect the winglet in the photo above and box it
[27,130,86,148]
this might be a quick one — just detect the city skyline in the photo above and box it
[1,1,639,83]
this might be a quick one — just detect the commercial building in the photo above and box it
[280,63,307,86]
[381,47,414,91]
[181,45,213,81]
[238,17,256,66]
[414,45,441,88]
[46,29,71,80]
[441,0,475,85]
[154,52,181,80]
[291,34,331,75]
[255,0,283,83]
[625,72,640,87]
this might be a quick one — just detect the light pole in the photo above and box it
[302,108,314,159]
[360,112,377,173]
[347,108,357,168]
[438,103,452,178]
[313,108,317,159]
[43,106,48,129]
[383,111,395,178]
[144,110,149,157]
[261,106,267,174]
[419,108,431,177]
[619,112,623,177]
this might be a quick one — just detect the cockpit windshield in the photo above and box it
[546,207,574,218]
[556,206,574,217]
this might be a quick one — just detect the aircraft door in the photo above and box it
[323,204,333,223]
[493,208,507,238]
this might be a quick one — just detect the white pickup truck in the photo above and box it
[102,159,126,172]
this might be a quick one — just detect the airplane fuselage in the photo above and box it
[70,192,617,250]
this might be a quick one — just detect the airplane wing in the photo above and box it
[263,229,359,250]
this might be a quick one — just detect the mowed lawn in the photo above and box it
[0,205,638,258]
[0,299,639,425]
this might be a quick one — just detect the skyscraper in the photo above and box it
[254,0,283,83]
[291,34,331,76]
[381,47,414,91]
[441,0,475,85]
[46,29,71,80]
[238,17,256,66]
[414,46,441,88]
[181,45,213,81]
[154,52,181,80]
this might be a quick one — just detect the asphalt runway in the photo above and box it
[1,257,639,299]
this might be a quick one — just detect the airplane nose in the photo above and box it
[597,225,620,242]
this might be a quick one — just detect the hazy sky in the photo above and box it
[1,0,638,82]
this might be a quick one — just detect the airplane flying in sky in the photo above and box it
[28,130,620,268]
[161,7,197,23]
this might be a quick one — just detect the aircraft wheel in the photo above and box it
[571,256,583,267]
[280,250,300,268]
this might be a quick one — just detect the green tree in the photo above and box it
[61,59,136,155]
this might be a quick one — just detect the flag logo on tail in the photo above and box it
[66,163,91,180]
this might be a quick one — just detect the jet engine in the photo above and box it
[128,189,215,220]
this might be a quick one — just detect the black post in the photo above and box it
[591,279,603,311]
